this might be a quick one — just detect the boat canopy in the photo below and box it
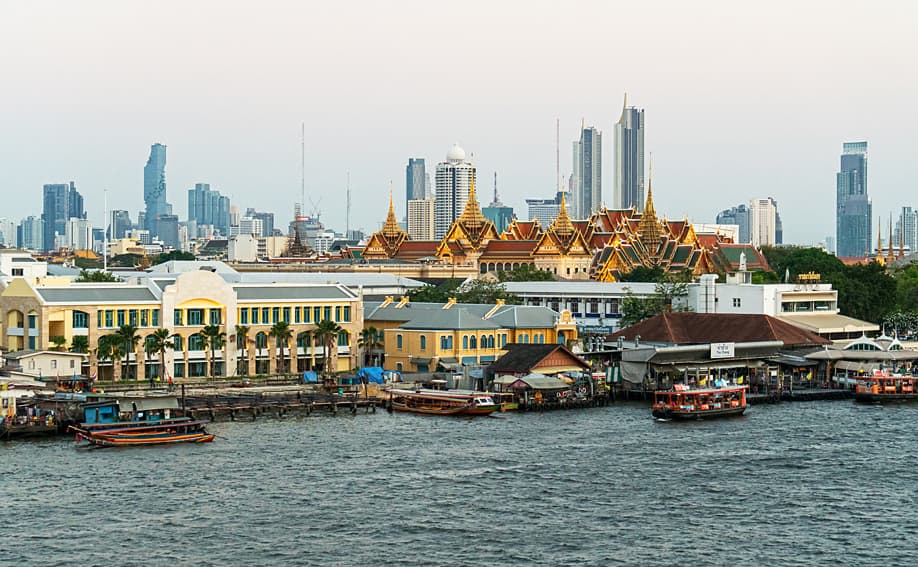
[356,367,385,384]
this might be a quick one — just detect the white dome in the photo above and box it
[446,143,466,162]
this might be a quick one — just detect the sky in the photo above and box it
[1,0,915,245]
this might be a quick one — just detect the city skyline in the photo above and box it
[1,1,915,245]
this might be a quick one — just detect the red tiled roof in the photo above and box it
[609,312,830,347]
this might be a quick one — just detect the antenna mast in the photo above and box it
[103,189,108,272]
[556,118,560,194]
[300,122,306,216]
[346,171,351,238]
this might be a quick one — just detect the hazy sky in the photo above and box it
[2,0,915,244]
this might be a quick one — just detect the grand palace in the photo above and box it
[359,180,768,281]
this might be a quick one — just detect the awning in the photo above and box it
[835,360,880,372]
[437,357,460,370]
[777,313,879,335]
[126,397,179,412]
[534,365,589,374]
[411,357,432,364]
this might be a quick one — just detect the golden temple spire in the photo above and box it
[551,192,575,236]
[887,215,895,264]
[636,155,663,253]
[458,176,486,226]
[381,188,404,238]
[900,223,906,260]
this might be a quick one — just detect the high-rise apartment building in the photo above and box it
[188,183,231,236]
[108,210,132,240]
[715,204,751,244]
[526,192,568,224]
[894,206,918,255]
[143,143,171,235]
[572,127,602,217]
[434,144,476,239]
[245,208,275,237]
[614,96,645,211]
[407,198,435,240]
[0,219,16,247]
[42,181,84,252]
[19,216,44,251]
[406,158,428,215]
[156,214,181,250]
[836,141,871,257]
[65,218,92,251]
[749,197,778,247]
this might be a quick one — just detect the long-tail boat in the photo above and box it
[652,383,747,420]
[388,389,498,416]
[70,422,214,447]
[854,370,918,403]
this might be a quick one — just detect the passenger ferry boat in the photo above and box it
[68,395,213,447]
[652,383,747,420]
[854,370,918,403]
[388,389,498,416]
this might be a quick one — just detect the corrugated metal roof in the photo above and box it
[234,285,353,301]
[399,308,500,331]
[36,286,158,303]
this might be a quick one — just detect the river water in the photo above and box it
[2,401,917,566]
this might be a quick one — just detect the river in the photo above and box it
[2,401,917,566]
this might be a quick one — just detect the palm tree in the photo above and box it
[201,324,226,379]
[50,336,67,351]
[269,321,294,375]
[298,329,314,372]
[70,335,89,354]
[313,319,343,377]
[235,324,252,375]
[144,328,174,380]
[96,334,125,381]
[358,327,384,367]
[114,324,140,380]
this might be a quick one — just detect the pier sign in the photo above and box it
[710,342,735,359]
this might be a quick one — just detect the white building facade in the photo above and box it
[407,198,435,240]
[434,144,475,239]
[749,197,777,247]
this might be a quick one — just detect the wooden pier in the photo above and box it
[747,388,853,405]
[181,390,379,422]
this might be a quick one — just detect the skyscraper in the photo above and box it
[108,210,132,240]
[572,127,602,217]
[482,172,514,234]
[614,95,645,211]
[715,204,751,244]
[749,197,778,247]
[434,144,475,239]
[19,216,44,251]
[245,208,275,237]
[894,206,918,255]
[526,192,567,224]
[143,143,170,235]
[836,141,871,257]
[42,181,84,252]
[407,198,435,240]
[406,158,427,213]
[187,183,231,236]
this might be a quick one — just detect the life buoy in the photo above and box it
[577,386,587,395]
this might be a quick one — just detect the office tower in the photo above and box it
[572,127,602,217]
[406,158,428,214]
[156,214,180,249]
[237,216,264,237]
[749,197,778,247]
[526,192,567,224]
[143,143,171,234]
[245,208,275,237]
[41,181,84,252]
[108,210,132,240]
[775,211,783,245]
[482,172,514,233]
[434,144,476,239]
[894,206,918,254]
[836,141,871,257]
[0,218,16,247]
[825,236,836,255]
[19,216,44,251]
[187,183,231,236]
[715,204,751,244]
[614,95,645,211]
[65,218,92,251]
[407,198,435,240]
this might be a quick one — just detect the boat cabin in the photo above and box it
[855,371,916,395]
[82,396,180,425]
[654,384,746,412]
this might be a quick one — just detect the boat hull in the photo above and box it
[854,393,918,404]
[391,403,497,417]
[652,405,747,420]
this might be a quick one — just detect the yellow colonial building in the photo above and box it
[365,297,578,373]
[0,265,363,380]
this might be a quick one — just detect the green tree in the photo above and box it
[313,319,342,376]
[96,334,125,381]
[50,336,68,351]
[235,324,252,375]
[456,279,521,304]
[152,250,196,265]
[114,324,141,380]
[497,265,555,282]
[201,324,226,378]
[881,310,918,339]
[618,266,667,283]
[358,327,384,366]
[144,328,174,379]
[109,254,144,268]
[75,269,120,283]
[619,277,690,328]
[69,335,89,354]
[892,264,918,312]
[407,280,462,302]
[269,321,294,374]
[831,262,896,323]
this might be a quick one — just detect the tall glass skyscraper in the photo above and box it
[572,127,602,218]
[406,158,428,214]
[41,181,84,252]
[143,143,170,235]
[187,183,232,236]
[614,95,645,211]
[836,141,871,257]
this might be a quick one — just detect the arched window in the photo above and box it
[187,334,204,351]
[487,335,495,348]
[440,336,448,350]
[470,336,477,349]
[462,335,469,350]
[480,335,487,349]
[420,336,427,350]
[173,334,183,351]
[255,332,268,349]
